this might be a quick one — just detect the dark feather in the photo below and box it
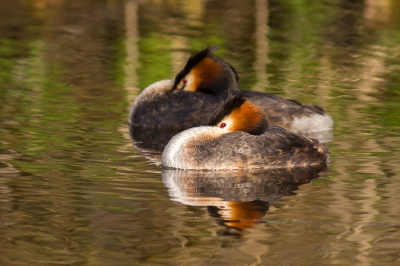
[192,127,328,169]
[248,115,269,135]
[226,62,239,83]
[208,92,246,126]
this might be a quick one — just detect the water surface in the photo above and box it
[1,0,400,265]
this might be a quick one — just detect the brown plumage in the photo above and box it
[185,57,223,92]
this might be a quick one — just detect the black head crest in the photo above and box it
[208,92,246,126]
[208,92,269,135]
[172,47,218,90]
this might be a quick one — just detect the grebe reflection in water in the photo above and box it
[162,166,326,235]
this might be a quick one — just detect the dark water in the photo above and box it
[1,0,400,265]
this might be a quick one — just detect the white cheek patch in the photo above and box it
[219,117,234,133]
[183,72,196,92]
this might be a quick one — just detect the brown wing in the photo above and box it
[241,91,326,128]
[130,91,221,149]
[130,91,220,129]
[193,125,327,169]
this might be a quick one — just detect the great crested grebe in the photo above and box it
[128,46,233,132]
[129,47,333,142]
[161,93,328,170]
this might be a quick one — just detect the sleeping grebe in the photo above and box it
[128,46,235,132]
[129,47,333,142]
[161,93,328,170]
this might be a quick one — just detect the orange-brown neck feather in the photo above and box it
[230,101,268,134]
[187,57,223,92]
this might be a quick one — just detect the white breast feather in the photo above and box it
[162,126,221,169]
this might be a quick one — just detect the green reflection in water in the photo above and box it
[137,34,172,89]
[1,0,400,265]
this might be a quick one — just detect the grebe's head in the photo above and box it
[208,93,269,135]
[172,46,238,96]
